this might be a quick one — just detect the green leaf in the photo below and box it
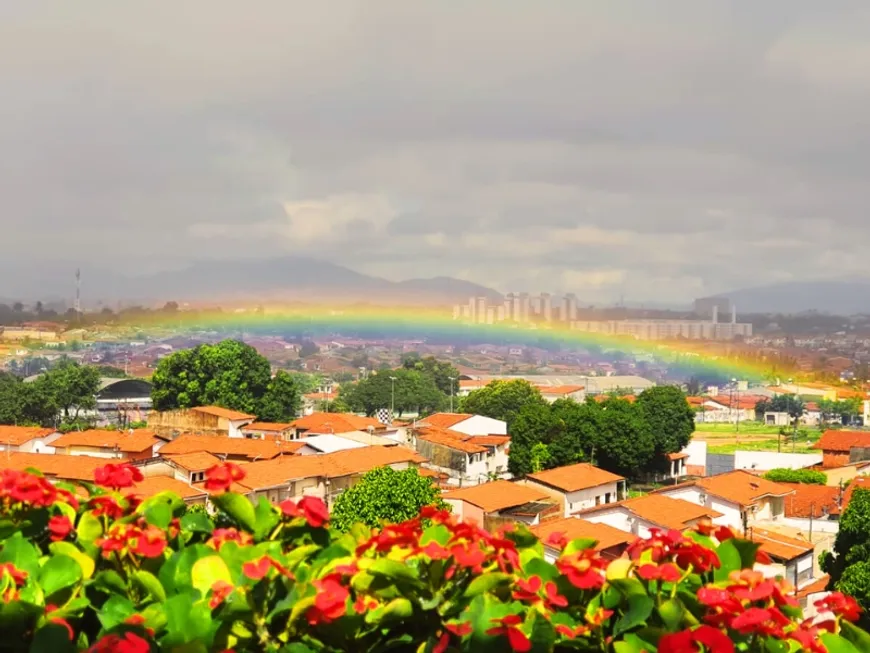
[48,542,94,579]
[253,496,280,539]
[614,633,656,653]
[609,577,649,599]
[820,633,862,653]
[714,539,742,581]
[365,598,413,624]
[191,556,232,595]
[38,555,82,598]
[98,595,135,630]
[133,569,168,603]
[614,594,654,635]
[841,621,870,651]
[144,502,173,529]
[159,544,214,595]
[658,598,685,631]
[76,511,102,543]
[180,511,214,534]
[0,533,40,576]
[368,558,421,584]
[524,558,559,582]
[730,538,761,570]
[91,570,127,594]
[464,572,514,598]
[562,538,598,556]
[29,623,76,653]
[212,493,257,532]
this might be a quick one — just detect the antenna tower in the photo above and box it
[74,268,81,320]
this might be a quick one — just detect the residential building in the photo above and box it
[642,452,690,483]
[143,451,223,484]
[780,483,841,520]
[575,494,722,537]
[52,429,161,461]
[747,527,817,591]
[442,480,559,527]
[157,434,305,462]
[291,434,369,455]
[0,426,62,454]
[0,452,106,482]
[417,413,508,436]
[570,318,752,341]
[536,385,586,403]
[289,412,388,438]
[412,426,510,484]
[654,470,794,531]
[241,422,295,440]
[148,406,256,439]
[523,463,626,518]
[531,518,636,562]
[814,430,870,468]
[123,475,208,505]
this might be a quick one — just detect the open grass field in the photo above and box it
[692,422,819,436]
[693,421,822,455]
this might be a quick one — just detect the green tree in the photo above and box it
[823,487,870,624]
[763,468,827,485]
[401,355,460,396]
[508,402,557,476]
[459,379,546,427]
[685,377,702,395]
[593,397,655,477]
[0,374,60,426]
[530,442,553,473]
[342,369,446,417]
[257,371,302,422]
[150,340,272,413]
[548,399,598,468]
[41,360,101,420]
[330,466,448,531]
[636,386,695,471]
[298,341,320,359]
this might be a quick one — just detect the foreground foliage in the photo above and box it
[1,461,868,652]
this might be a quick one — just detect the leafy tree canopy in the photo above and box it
[763,468,827,485]
[257,370,303,423]
[401,354,460,396]
[458,379,545,427]
[823,487,870,626]
[330,466,448,531]
[636,385,696,463]
[342,369,446,417]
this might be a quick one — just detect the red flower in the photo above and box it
[658,625,734,653]
[353,595,379,614]
[94,463,143,489]
[544,531,568,550]
[48,515,73,542]
[715,525,735,542]
[1,469,57,507]
[242,557,272,581]
[279,499,300,518]
[96,524,131,556]
[637,563,681,583]
[209,580,234,609]
[88,632,151,653]
[450,541,486,569]
[89,495,126,519]
[789,621,828,653]
[130,525,167,558]
[208,528,252,550]
[306,574,349,625]
[420,541,451,560]
[445,621,472,636]
[204,462,246,493]
[512,576,542,603]
[815,592,863,622]
[420,505,452,523]
[44,604,74,641]
[555,623,591,639]
[298,496,330,528]
[730,607,789,637]
[556,550,605,590]
[544,581,568,609]
[486,614,531,652]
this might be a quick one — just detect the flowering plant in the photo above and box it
[1,461,868,652]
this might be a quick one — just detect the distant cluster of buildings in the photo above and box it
[453,293,579,325]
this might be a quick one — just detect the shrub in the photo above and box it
[763,468,827,485]
[0,461,867,652]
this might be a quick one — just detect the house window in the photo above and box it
[595,495,601,506]
[604,492,611,503]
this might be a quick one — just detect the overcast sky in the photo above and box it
[2,1,869,303]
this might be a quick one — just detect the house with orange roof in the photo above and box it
[157,434,304,462]
[0,452,107,482]
[52,429,161,462]
[288,412,388,438]
[215,446,427,506]
[415,413,508,437]
[411,425,510,484]
[522,463,626,518]
[123,475,208,505]
[443,480,558,526]
[0,426,62,454]
[779,483,841,521]
[241,422,295,441]
[536,385,586,403]
[747,527,817,591]
[654,470,794,531]
[147,405,256,439]
[530,518,636,562]
[574,494,723,537]
[136,451,224,485]
[814,430,870,468]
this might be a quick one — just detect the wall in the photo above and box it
[822,451,850,468]
[524,481,620,518]
[733,451,821,471]
[147,410,223,438]
[449,415,508,436]
[582,507,632,532]
[443,500,484,525]
[19,433,62,454]
[778,517,840,535]
[683,441,707,469]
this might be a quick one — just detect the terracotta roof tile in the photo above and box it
[158,434,304,460]
[190,406,256,420]
[661,470,793,507]
[417,413,473,429]
[163,451,223,471]
[0,426,57,446]
[124,475,208,500]
[779,483,841,518]
[466,435,511,447]
[815,430,870,453]
[536,385,585,395]
[796,575,830,599]
[416,429,488,454]
[0,452,106,481]
[575,494,722,530]
[531,518,637,552]
[748,527,814,562]
[53,430,158,454]
[243,422,294,432]
[289,412,385,434]
[444,481,551,513]
[527,463,625,493]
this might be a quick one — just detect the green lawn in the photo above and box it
[694,422,819,436]
[706,438,820,455]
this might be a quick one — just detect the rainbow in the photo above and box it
[115,303,783,383]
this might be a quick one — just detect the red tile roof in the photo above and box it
[444,481,551,513]
[158,434,304,460]
[527,463,625,493]
[0,426,57,446]
[0,452,106,481]
[531,518,637,552]
[53,430,158,454]
[289,412,385,434]
[416,428,488,454]
[795,575,830,599]
[243,422,294,432]
[575,494,721,530]
[779,483,841,518]
[815,430,870,453]
[190,406,256,421]
[747,527,814,562]
[660,470,793,508]
[838,477,870,514]
[124,476,208,501]
[417,413,473,430]
[163,452,223,472]
[537,385,585,395]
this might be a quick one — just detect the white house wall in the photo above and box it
[733,451,821,471]
[564,484,620,517]
[450,415,508,436]
[683,441,707,468]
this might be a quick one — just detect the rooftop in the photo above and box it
[124,475,208,501]
[575,494,722,530]
[297,434,367,454]
[748,527,814,562]
[158,434,305,460]
[417,413,473,430]
[190,406,257,421]
[779,482,841,519]
[443,480,551,513]
[290,412,385,434]
[0,452,106,481]
[415,427,488,454]
[243,422,294,432]
[527,463,625,493]
[162,451,223,472]
[53,429,159,453]
[531,517,637,551]
[0,426,57,446]
[660,470,793,508]
[815,430,870,453]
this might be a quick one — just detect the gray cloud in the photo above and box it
[1,0,869,303]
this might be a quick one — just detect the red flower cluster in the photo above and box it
[94,463,143,490]
[88,632,150,653]
[279,495,330,528]
[306,574,350,625]
[0,562,28,602]
[556,549,606,590]
[48,514,73,541]
[204,462,246,493]
[486,614,531,652]
[0,468,57,508]
[628,527,721,573]
[208,527,253,550]
[96,522,167,559]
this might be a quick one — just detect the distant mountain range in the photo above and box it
[716,280,870,315]
[0,257,504,307]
